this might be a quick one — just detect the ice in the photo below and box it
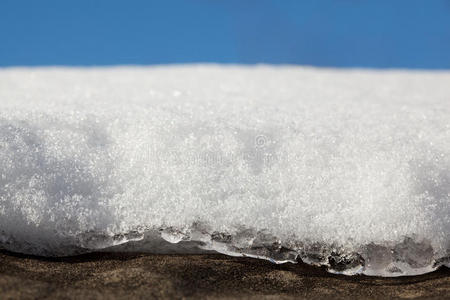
[0,65,449,276]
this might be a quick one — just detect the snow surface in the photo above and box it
[0,65,449,276]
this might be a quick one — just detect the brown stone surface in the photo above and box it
[0,251,449,299]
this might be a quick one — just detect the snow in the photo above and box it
[0,65,449,276]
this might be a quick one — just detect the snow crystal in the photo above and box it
[0,65,449,276]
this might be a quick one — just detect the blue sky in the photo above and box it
[1,0,450,68]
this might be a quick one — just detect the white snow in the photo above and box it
[0,65,449,276]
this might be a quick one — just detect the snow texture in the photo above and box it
[0,65,449,276]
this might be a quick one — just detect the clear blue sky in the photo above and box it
[1,0,450,68]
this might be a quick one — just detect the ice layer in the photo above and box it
[0,65,449,276]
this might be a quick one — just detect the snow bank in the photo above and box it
[0,65,449,276]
